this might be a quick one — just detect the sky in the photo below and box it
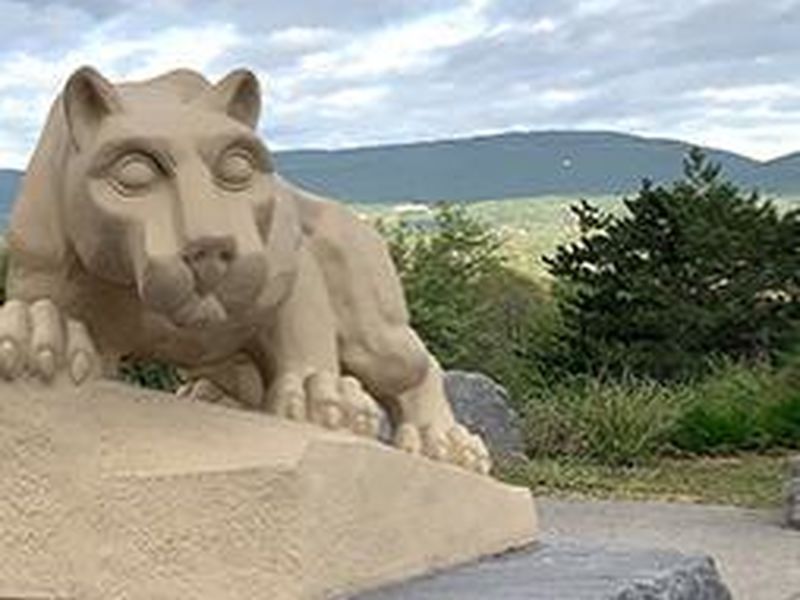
[1,0,800,168]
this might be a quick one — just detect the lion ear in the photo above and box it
[199,69,261,129]
[63,66,122,151]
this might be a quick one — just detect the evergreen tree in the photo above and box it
[545,148,800,380]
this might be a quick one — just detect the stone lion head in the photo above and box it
[10,67,301,329]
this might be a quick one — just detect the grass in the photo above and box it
[521,375,690,465]
[495,454,789,509]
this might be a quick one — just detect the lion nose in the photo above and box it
[181,236,236,293]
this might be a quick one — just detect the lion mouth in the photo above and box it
[138,251,268,329]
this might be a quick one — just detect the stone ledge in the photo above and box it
[354,539,732,600]
[0,380,537,600]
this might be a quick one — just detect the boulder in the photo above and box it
[444,370,525,458]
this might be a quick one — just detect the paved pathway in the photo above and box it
[539,497,800,600]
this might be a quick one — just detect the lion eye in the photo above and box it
[216,149,256,189]
[110,154,159,193]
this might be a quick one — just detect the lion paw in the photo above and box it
[267,371,382,439]
[393,422,491,475]
[0,299,100,385]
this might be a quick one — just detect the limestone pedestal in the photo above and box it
[0,380,537,600]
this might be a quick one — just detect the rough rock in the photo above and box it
[0,379,537,600]
[787,456,800,529]
[355,540,733,600]
[444,370,524,458]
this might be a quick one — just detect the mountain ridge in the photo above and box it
[272,130,797,201]
[1,131,799,227]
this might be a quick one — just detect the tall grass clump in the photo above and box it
[522,357,800,463]
[522,375,689,466]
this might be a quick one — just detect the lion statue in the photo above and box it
[0,66,490,474]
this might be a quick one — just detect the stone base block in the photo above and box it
[0,380,537,600]
[355,540,732,600]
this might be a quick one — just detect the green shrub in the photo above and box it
[668,358,800,453]
[118,357,184,392]
[379,203,505,368]
[458,267,558,406]
[379,203,555,406]
[669,360,770,453]
[760,351,800,447]
[522,375,688,466]
[760,393,800,448]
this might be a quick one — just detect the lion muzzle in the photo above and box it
[138,248,268,329]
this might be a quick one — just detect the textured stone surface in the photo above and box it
[354,540,732,600]
[444,371,524,457]
[0,380,536,600]
[787,456,800,529]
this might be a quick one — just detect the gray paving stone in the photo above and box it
[353,540,732,600]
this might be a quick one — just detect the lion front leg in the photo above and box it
[258,245,382,438]
[341,326,491,475]
[298,202,491,474]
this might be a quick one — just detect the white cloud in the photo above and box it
[266,27,340,51]
[488,16,559,38]
[647,122,800,162]
[0,22,241,166]
[540,88,585,107]
[574,0,629,17]
[295,2,488,81]
[696,84,798,104]
[319,86,390,111]
[3,0,800,168]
